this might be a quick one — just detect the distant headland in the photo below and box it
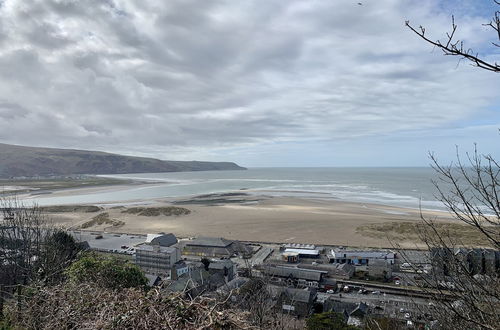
[0,143,245,178]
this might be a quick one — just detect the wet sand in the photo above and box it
[47,194,453,248]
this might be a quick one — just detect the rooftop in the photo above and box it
[208,260,234,270]
[267,285,315,303]
[284,248,320,255]
[264,265,327,281]
[186,236,233,248]
[136,245,177,254]
[146,233,178,247]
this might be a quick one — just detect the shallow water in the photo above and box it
[23,167,449,210]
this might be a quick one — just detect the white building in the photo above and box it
[328,249,395,265]
[135,245,181,276]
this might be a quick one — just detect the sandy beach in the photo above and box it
[44,191,456,249]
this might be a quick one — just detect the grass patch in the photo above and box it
[121,206,190,217]
[0,177,131,195]
[41,205,102,213]
[80,212,124,229]
[356,221,493,247]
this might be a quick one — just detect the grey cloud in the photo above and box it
[0,0,497,161]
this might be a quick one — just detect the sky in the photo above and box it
[0,0,498,167]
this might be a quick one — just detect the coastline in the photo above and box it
[41,189,455,249]
[2,177,473,249]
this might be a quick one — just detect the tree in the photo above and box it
[406,1,499,72]
[0,197,51,287]
[401,148,500,330]
[401,3,500,329]
[37,230,83,284]
[0,198,83,320]
[65,252,148,289]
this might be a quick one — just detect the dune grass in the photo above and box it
[81,212,124,229]
[121,206,190,217]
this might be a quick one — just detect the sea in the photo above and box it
[25,167,451,211]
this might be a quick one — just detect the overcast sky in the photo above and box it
[0,0,498,167]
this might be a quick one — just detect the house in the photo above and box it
[183,236,253,258]
[145,233,177,247]
[170,260,199,280]
[323,298,357,316]
[267,285,316,317]
[263,265,327,288]
[144,274,162,287]
[328,248,395,265]
[217,277,250,295]
[299,263,355,279]
[208,259,236,282]
[134,245,181,277]
[166,266,229,297]
[367,259,393,279]
[431,247,500,276]
[347,302,369,327]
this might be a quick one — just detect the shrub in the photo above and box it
[66,252,147,289]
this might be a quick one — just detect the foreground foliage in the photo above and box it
[4,283,254,330]
[306,312,359,330]
[66,252,148,289]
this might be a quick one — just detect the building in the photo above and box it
[208,259,236,282]
[267,285,317,317]
[431,247,500,276]
[347,302,369,327]
[166,266,228,297]
[170,261,199,280]
[145,233,177,247]
[328,248,395,265]
[144,274,162,287]
[135,245,181,276]
[282,251,300,263]
[263,265,327,288]
[183,236,252,258]
[282,243,317,250]
[299,263,354,279]
[282,248,320,259]
[367,259,393,279]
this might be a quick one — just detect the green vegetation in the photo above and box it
[122,206,191,217]
[306,312,359,330]
[0,176,131,195]
[39,230,84,284]
[80,212,124,229]
[356,221,493,247]
[66,252,147,289]
[41,205,102,213]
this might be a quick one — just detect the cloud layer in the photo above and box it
[0,0,498,165]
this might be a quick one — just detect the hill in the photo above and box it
[0,143,245,178]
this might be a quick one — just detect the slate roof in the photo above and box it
[324,299,357,315]
[145,274,161,287]
[146,233,178,247]
[265,266,326,281]
[186,236,233,247]
[208,260,234,270]
[267,285,315,303]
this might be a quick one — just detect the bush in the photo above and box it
[66,252,147,289]
[306,312,359,330]
[3,283,252,329]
